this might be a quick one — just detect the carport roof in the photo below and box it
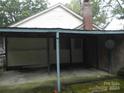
[0,27,124,35]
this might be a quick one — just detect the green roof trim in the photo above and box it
[0,27,124,35]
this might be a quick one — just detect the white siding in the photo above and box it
[16,7,82,29]
[7,38,48,66]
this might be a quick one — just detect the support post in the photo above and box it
[105,39,115,73]
[108,49,112,73]
[56,32,61,93]
[69,38,72,66]
[4,37,7,71]
[96,37,99,69]
[47,38,50,74]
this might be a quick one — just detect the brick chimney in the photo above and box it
[82,0,93,30]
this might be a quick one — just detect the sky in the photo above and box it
[48,0,71,6]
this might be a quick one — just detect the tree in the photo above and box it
[66,0,107,28]
[66,0,123,28]
[91,0,107,27]
[111,0,124,19]
[0,0,48,27]
[66,0,81,15]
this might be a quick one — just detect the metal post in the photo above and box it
[108,49,112,73]
[47,38,50,74]
[105,39,115,73]
[69,38,72,65]
[4,37,7,71]
[56,32,61,93]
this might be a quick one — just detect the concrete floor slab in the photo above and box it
[0,68,113,86]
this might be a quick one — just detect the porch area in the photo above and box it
[0,68,113,86]
[0,28,124,92]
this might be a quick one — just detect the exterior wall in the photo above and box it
[83,38,98,68]
[15,7,82,29]
[49,38,83,64]
[112,37,124,73]
[71,39,83,63]
[97,37,109,71]
[7,38,83,67]
[49,38,70,64]
[7,36,124,73]
[7,38,48,67]
[0,37,5,67]
[97,36,124,73]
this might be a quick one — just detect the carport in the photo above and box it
[0,28,124,92]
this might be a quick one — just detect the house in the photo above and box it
[0,3,123,93]
[0,3,123,75]
[10,3,101,30]
[7,3,101,69]
[106,18,124,30]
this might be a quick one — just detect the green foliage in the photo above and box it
[66,0,108,27]
[0,78,123,93]
[91,0,107,27]
[0,0,48,27]
[112,0,124,19]
[66,0,80,15]
[66,0,124,28]
[63,78,124,93]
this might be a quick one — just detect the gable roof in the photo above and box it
[10,3,101,30]
[10,3,83,27]
[75,24,102,30]
[105,18,124,30]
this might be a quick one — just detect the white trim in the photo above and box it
[93,24,102,30]
[75,24,103,30]
[59,4,83,20]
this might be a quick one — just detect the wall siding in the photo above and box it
[97,36,124,73]
[16,7,82,29]
[7,38,83,67]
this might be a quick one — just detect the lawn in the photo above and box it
[62,78,124,93]
[0,77,124,93]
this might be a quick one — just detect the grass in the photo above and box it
[0,83,54,93]
[62,77,124,93]
[0,77,124,93]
